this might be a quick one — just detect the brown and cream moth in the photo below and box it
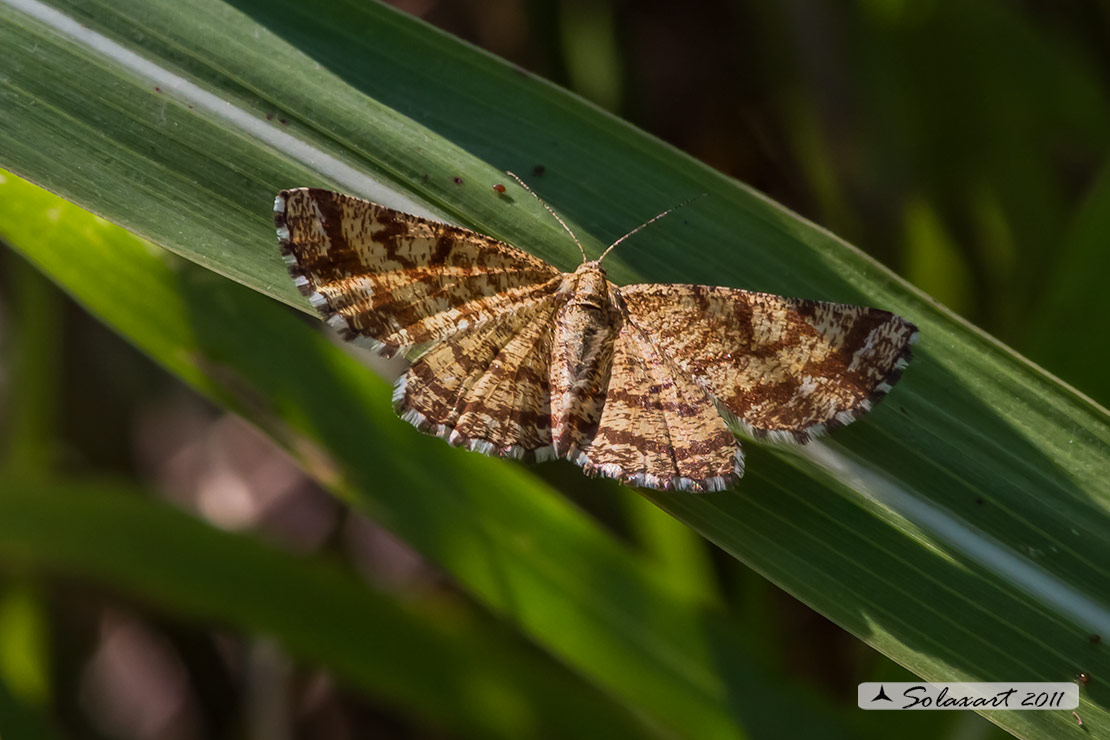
[275,186,917,492]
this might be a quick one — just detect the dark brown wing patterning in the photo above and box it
[276,187,919,491]
[618,284,917,442]
[276,188,562,358]
[569,304,743,492]
[396,293,563,460]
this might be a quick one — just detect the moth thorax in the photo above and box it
[570,262,609,310]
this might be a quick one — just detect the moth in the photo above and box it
[275,183,917,492]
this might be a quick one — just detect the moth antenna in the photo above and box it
[597,193,707,265]
[506,171,588,263]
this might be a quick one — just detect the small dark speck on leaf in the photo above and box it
[493,183,506,193]
[266,113,274,120]
[154,86,161,92]
[421,173,430,183]
[1077,672,1090,685]
[975,498,984,506]
[453,177,464,186]
[279,118,289,125]
[1091,634,1102,645]
[532,164,546,176]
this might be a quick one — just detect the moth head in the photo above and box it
[569,261,610,309]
